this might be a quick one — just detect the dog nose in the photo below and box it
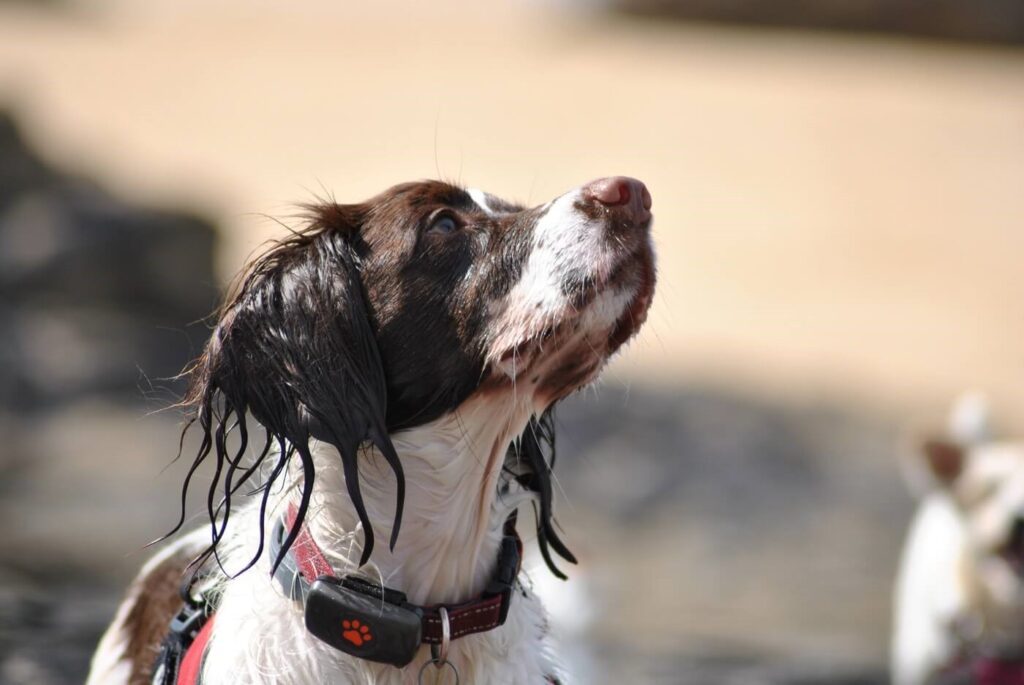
[582,176,652,222]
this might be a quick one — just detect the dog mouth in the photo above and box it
[491,240,656,396]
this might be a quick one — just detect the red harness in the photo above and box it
[175,615,214,685]
[974,660,1024,685]
[940,655,1024,685]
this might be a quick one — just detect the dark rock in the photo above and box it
[0,107,220,683]
[551,386,909,678]
[611,0,1024,45]
[0,113,54,209]
[555,386,905,527]
[0,111,219,412]
[0,567,116,685]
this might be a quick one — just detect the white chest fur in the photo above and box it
[201,394,562,684]
[891,494,968,685]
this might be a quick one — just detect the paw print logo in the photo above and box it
[341,619,373,647]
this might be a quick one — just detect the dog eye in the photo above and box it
[426,212,459,236]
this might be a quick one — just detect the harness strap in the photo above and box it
[176,614,215,685]
[151,590,212,685]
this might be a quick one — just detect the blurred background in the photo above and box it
[0,1,1022,683]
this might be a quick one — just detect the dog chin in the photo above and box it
[608,247,656,350]
[488,283,650,409]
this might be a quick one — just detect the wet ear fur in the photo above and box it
[170,203,403,572]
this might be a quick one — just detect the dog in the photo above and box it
[893,395,1024,685]
[86,176,656,685]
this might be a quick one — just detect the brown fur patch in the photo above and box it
[923,438,966,484]
[120,543,206,685]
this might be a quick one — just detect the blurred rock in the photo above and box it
[611,0,1024,45]
[0,108,220,683]
[0,567,115,685]
[0,111,219,413]
[552,386,911,679]
[0,383,904,684]
[556,386,906,528]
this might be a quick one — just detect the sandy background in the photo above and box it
[0,1,1022,683]
[1,0,1022,423]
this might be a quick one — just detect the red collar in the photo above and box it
[164,505,522,682]
[270,503,523,666]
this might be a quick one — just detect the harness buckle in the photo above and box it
[168,602,206,642]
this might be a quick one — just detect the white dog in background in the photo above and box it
[893,394,1024,685]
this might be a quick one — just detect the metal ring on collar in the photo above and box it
[417,657,459,685]
[430,606,451,665]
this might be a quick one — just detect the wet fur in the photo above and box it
[88,178,655,684]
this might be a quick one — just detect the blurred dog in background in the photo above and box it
[893,394,1024,685]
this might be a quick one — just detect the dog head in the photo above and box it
[178,177,655,569]
[916,398,1024,635]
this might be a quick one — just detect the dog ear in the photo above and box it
[173,203,403,572]
[921,439,966,485]
[899,395,991,498]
